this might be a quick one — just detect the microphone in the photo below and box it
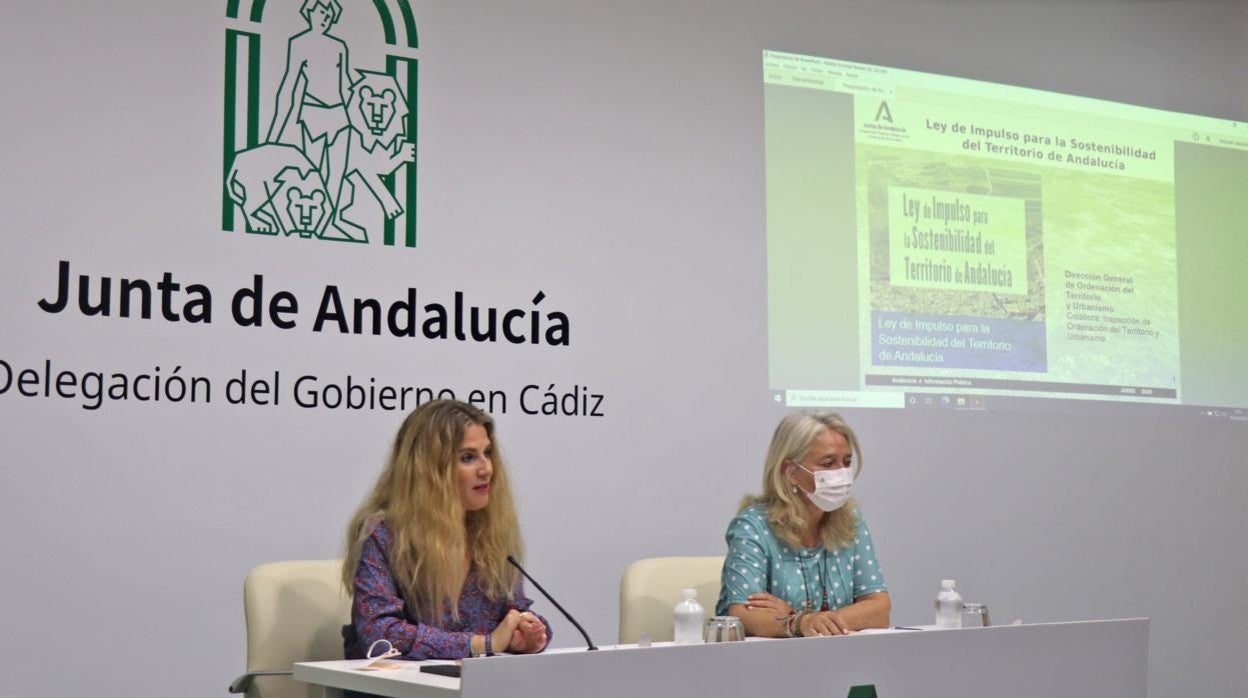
[507,555,598,651]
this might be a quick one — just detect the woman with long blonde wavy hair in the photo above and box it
[714,411,891,638]
[341,400,549,662]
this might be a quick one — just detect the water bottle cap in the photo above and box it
[941,579,956,589]
[682,588,697,599]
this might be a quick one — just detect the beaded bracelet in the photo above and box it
[786,610,806,638]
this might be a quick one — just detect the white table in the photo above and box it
[295,618,1149,698]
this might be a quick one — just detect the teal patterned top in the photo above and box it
[715,503,887,616]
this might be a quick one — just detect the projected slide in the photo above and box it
[764,51,1248,412]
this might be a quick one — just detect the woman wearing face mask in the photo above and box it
[341,400,550,666]
[716,411,891,637]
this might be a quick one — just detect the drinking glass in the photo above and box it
[703,615,745,642]
[960,603,991,628]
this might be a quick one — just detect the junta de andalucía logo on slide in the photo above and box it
[222,0,419,247]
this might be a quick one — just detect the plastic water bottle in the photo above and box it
[673,588,705,644]
[934,579,963,629]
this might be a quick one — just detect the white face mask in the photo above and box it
[793,463,853,512]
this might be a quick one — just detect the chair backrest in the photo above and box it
[618,556,725,644]
[243,560,350,698]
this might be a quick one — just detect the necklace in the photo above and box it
[796,548,829,612]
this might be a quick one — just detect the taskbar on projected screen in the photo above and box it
[778,381,1246,423]
[863,373,1177,400]
[895,391,1247,424]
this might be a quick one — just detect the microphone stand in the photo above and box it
[507,555,598,651]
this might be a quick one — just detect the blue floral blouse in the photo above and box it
[342,521,551,660]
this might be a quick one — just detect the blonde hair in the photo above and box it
[739,411,864,551]
[342,400,522,620]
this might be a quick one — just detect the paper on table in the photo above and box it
[356,658,460,672]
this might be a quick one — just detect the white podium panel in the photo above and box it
[295,619,1149,698]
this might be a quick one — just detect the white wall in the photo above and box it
[1,1,1245,697]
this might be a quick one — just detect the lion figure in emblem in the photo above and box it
[325,70,416,242]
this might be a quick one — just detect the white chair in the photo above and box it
[228,560,351,698]
[618,556,725,644]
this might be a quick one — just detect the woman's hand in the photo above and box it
[744,592,793,620]
[489,609,523,653]
[507,611,548,653]
[799,609,850,636]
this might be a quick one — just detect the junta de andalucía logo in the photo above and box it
[222,0,419,247]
